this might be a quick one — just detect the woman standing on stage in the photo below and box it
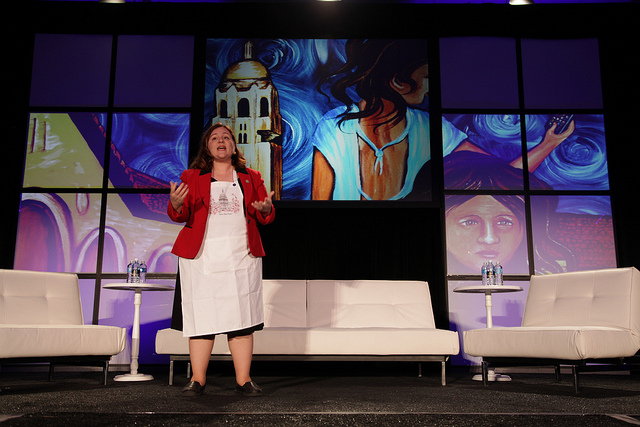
[168,122,275,397]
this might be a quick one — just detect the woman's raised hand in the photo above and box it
[544,120,576,146]
[252,191,275,215]
[511,120,576,173]
[170,181,189,213]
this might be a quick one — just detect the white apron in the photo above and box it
[179,171,263,337]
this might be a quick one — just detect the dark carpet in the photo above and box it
[1,362,639,426]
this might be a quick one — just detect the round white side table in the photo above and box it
[103,282,174,382]
[453,284,523,382]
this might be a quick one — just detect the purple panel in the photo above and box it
[30,34,112,107]
[530,195,615,273]
[522,38,603,109]
[525,114,609,191]
[445,194,529,275]
[114,35,194,107]
[103,193,180,274]
[107,113,190,189]
[14,193,101,273]
[23,113,106,189]
[443,114,524,189]
[440,37,519,109]
[79,279,96,325]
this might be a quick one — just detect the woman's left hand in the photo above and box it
[252,191,275,215]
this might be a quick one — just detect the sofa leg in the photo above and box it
[441,361,446,386]
[48,363,54,381]
[555,365,561,382]
[482,361,489,386]
[169,360,174,386]
[417,362,422,378]
[572,366,581,394]
[103,361,109,385]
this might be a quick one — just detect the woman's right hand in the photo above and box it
[170,181,189,213]
[543,120,576,147]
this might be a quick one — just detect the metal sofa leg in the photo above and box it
[169,360,174,386]
[555,365,561,382]
[103,361,109,385]
[572,366,581,394]
[441,361,446,386]
[482,361,489,386]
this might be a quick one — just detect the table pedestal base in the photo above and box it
[453,286,523,384]
[103,282,175,384]
[114,373,154,382]
[472,370,512,382]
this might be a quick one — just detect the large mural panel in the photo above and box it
[204,39,437,201]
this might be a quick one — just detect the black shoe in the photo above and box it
[182,381,205,396]
[235,381,263,396]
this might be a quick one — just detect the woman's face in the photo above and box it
[446,195,524,271]
[207,126,236,164]
[392,63,429,105]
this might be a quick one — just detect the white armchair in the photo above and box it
[463,267,640,393]
[0,270,126,384]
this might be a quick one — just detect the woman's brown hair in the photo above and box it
[189,122,247,170]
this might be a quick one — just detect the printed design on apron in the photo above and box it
[209,187,242,216]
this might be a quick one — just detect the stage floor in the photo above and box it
[1,362,639,426]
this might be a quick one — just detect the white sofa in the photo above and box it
[156,279,460,385]
[464,267,640,392]
[0,269,127,385]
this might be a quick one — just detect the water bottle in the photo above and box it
[481,262,488,286]
[495,261,503,286]
[127,260,134,283]
[139,260,147,283]
[132,258,140,283]
[486,261,495,286]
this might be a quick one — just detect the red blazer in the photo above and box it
[168,167,275,259]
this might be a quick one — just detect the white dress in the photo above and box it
[178,171,264,337]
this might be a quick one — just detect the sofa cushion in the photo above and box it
[306,280,436,329]
[0,324,126,358]
[463,326,640,360]
[156,327,311,355]
[155,327,460,356]
[0,270,84,325]
[263,280,307,328]
[522,267,640,331]
[303,328,459,356]
[155,327,191,354]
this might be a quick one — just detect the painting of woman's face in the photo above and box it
[446,195,525,271]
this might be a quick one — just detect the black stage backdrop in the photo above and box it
[259,207,447,327]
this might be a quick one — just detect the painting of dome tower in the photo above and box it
[211,41,283,199]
